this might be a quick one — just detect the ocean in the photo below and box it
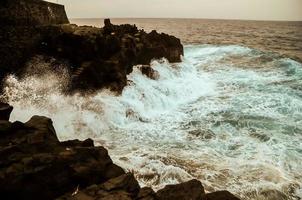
[3,18,302,199]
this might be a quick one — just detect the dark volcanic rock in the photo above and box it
[139,65,160,80]
[0,114,124,200]
[156,179,205,200]
[37,19,183,92]
[137,187,159,200]
[58,173,140,200]
[201,191,241,200]
[0,104,240,200]
[0,102,13,120]
[137,30,183,64]
[0,1,183,93]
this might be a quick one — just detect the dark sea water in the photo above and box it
[3,19,302,199]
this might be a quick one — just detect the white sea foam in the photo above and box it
[2,45,302,200]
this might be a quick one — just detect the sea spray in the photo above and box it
[2,45,302,200]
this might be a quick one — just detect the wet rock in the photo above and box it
[156,179,205,200]
[0,102,13,121]
[1,14,183,94]
[37,20,182,93]
[0,120,12,133]
[201,191,241,200]
[101,173,140,195]
[139,65,160,80]
[188,129,216,140]
[0,104,240,200]
[25,115,59,144]
[0,106,124,200]
[249,132,270,142]
[62,138,94,148]
[137,30,183,65]
[137,187,159,200]
[59,173,139,200]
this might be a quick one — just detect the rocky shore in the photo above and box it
[0,0,183,93]
[0,103,240,200]
[1,1,241,199]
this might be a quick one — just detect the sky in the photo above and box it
[47,0,302,21]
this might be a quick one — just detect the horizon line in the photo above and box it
[69,17,302,23]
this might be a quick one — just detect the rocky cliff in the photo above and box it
[0,1,183,93]
[38,20,183,92]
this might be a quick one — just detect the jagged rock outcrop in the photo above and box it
[0,103,241,200]
[0,0,183,93]
[37,19,183,92]
[58,173,141,200]
[139,65,160,80]
[156,179,205,200]
[0,110,124,199]
[201,191,240,200]
[0,1,239,199]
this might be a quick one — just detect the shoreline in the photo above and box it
[0,0,240,199]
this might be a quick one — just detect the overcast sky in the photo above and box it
[48,0,302,21]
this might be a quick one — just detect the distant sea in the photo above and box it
[5,18,302,199]
[71,18,302,62]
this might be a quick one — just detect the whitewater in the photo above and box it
[2,44,302,200]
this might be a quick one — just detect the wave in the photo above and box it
[2,45,302,200]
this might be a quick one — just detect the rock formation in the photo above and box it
[0,0,183,93]
[0,1,240,199]
[0,103,241,200]
[38,20,183,92]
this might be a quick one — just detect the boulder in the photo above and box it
[0,102,13,120]
[137,187,159,200]
[58,173,140,200]
[201,191,241,200]
[0,104,241,200]
[137,30,183,64]
[139,65,160,80]
[101,173,140,194]
[0,110,124,200]
[156,179,205,200]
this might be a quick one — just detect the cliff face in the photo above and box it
[0,0,69,25]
